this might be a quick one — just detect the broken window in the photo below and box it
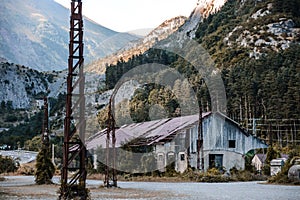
[209,154,223,169]
[228,140,236,148]
[180,153,185,161]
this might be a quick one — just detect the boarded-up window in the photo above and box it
[158,154,164,161]
[229,140,236,148]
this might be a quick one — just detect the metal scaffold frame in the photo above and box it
[60,0,87,199]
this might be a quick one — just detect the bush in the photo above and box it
[5,115,18,122]
[207,167,222,176]
[181,167,231,182]
[0,155,18,174]
[58,184,91,200]
[268,147,300,185]
[17,163,35,175]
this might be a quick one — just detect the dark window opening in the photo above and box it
[229,140,236,148]
[209,154,223,169]
[180,154,185,161]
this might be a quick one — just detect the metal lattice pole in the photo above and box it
[60,0,87,199]
[104,97,117,188]
[42,96,49,145]
[196,83,204,171]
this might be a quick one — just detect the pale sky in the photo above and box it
[54,0,198,32]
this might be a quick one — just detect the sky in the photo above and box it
[54,0,198,33]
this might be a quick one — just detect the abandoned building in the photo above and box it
[86,112,268,173]
[252,153,289,174]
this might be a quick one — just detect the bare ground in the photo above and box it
[0,184,180,199]
[0,176,185,200]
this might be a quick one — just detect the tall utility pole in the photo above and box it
[104,97,117,188]
[103,79,129,188]
[196,83,204,171]
[42,97,49,145]
[60,0,87,199]
[197,96,204,171]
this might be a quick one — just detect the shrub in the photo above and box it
[0,155,18,174]
[268,147,300,184]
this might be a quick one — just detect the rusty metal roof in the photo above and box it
[86,112,211,150]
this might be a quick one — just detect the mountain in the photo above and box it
[1,0,299,150]
[0,0,138,71]
[86,16,187,74]
[104,0,300,142]
[179,0,227,39]
[0,61,64,109]
[99,0,228,77]
[0,11,187,109]
[195,0,300,64]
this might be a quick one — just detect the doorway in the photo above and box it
[209,154,223,169]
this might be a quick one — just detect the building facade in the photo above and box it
[153,112,268,172]
[251,154,266,173]
[86,112,268,173]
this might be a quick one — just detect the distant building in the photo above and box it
[86,112,268,173]
[35,99,44,109]
[270,158,287,176]
[0,150,38,164]
[252,153,266,172]
[252,153,290,175]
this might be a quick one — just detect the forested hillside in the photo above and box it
[103,0,300,146]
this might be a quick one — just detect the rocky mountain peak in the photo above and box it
[86,16,187,74]
[181,0,227,38]
[196,0,228,18]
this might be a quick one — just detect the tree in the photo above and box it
[24,136,41,151]
[263,146,279,176]
[35,142,55,184]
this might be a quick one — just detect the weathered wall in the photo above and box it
[154,113,267,173]
[202,150,245,171]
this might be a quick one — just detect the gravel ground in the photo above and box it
[1,176,300,200]
[0,176,183,199]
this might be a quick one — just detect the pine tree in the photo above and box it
[35,137,55,184]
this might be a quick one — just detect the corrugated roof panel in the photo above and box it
[86,112,211,149]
